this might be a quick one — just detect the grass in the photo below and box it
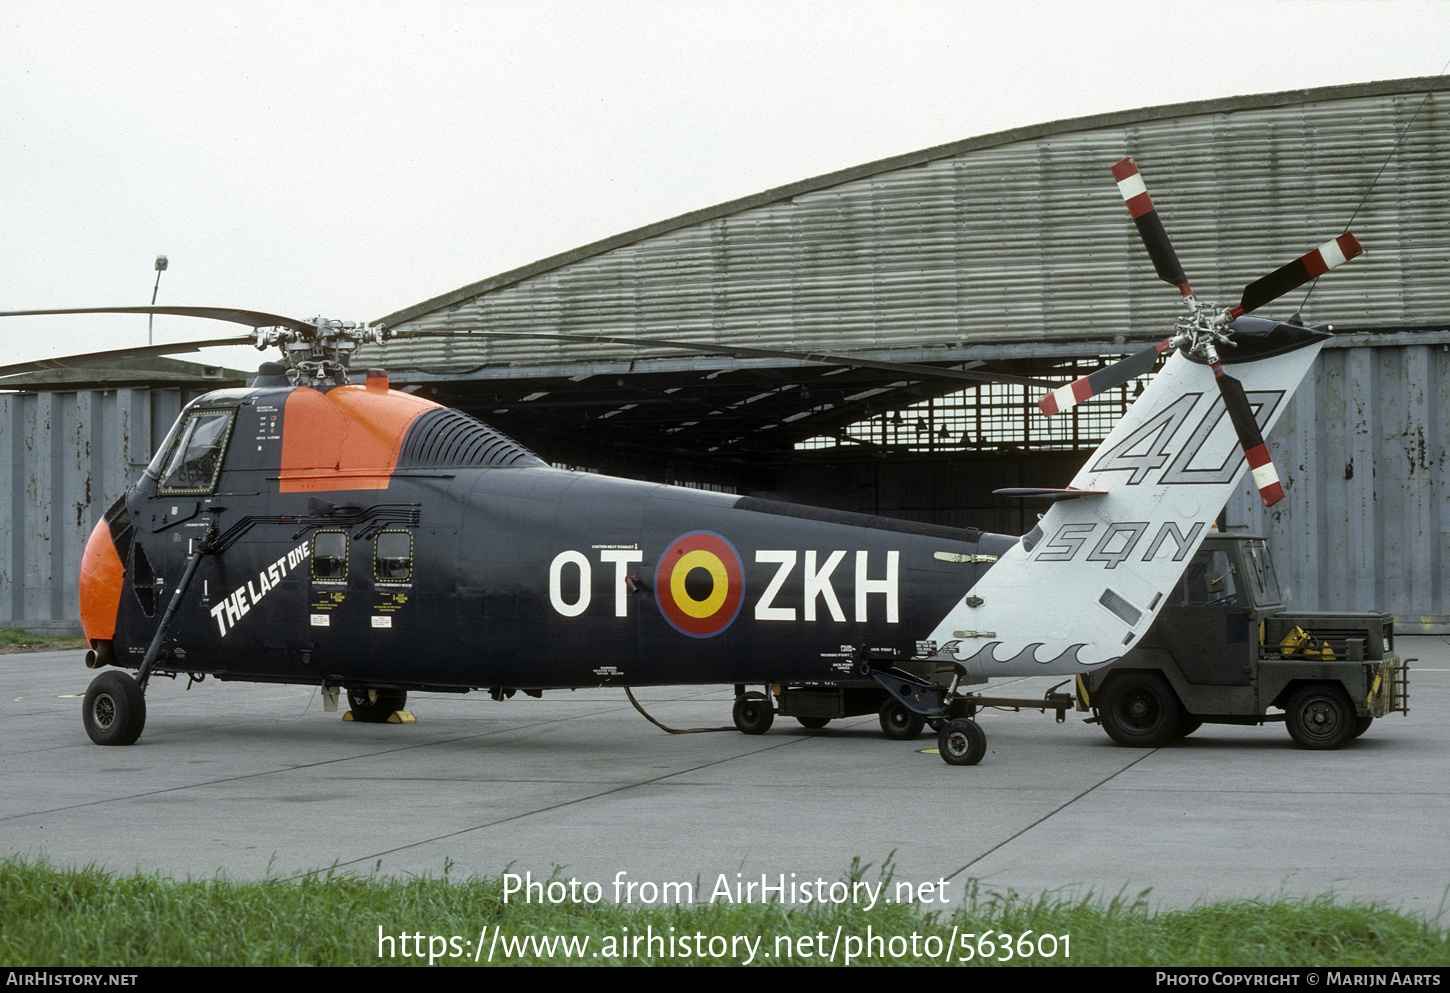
[2,855,1446,966]
[0,627,85,653]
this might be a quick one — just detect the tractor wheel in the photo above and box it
[1099,673,1181,748]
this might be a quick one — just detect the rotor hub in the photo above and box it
[253,318,391,387]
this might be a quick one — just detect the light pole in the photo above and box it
[147,255,168,345]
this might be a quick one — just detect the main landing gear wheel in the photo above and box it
[1284,684,1356,750]
[348,687,407,723]
[879,699,926,741]
[1099,673,1182,748]
[83,670,147,746]
[732,692,774,735]
[937,718,986,766]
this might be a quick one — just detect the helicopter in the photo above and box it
[1,157,1363,765]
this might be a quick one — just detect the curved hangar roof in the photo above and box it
[369,76,1449,470]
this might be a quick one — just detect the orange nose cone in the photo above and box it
[79,519,124,642]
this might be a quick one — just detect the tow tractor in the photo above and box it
[1074,532,1408,749]
[757,533,1408,752]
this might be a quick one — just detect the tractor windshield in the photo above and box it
[1241,539,1283,608]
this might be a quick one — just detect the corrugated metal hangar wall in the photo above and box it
[3,77,1447,632]
[382,77,1448,367]
[1,389,190,634]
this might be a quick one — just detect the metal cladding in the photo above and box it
[374,77,1448,378]
[1225,341,1450,633]
[1,387,191,633]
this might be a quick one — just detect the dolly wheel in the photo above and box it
[733,692,774,735]
[937,718,986,766]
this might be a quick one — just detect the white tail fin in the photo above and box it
[927,338,1324,677]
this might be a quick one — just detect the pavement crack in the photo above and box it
[943,748,1160,884]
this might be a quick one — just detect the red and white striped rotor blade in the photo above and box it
[1038,338,1173,417]
[1227,233,1364,319]
[1112,157,1192,297]
[1212,359,1285,506]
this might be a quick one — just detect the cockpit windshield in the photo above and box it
[155,408,235,494]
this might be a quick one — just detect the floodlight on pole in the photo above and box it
[148,255,168,345]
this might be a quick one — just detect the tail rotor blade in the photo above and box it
[1212,359,1284,506]
[1112,157,1192,298]
[1227,233,1364,319]
[1038,338,1173,417]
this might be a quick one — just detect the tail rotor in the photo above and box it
[1038,157,1364,507]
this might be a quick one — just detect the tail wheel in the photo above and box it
[1099,673,1181,748]
[732,691,774,735]
[348,687,407,723]
[937,719,986,766]
[83,670,147,746]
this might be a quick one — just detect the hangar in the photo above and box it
[3,76,1447,633]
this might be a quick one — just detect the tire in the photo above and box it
[1099,673,1181,748]
[937,719,986,766]
[348,687,407,723]
[1284,684,1356,750]
[733,692,774,735]
[1351,715,1374,739]
[878,699,926,740]
[1175,715,1203,740]
[796,716,830,729]
[83,671,147,746]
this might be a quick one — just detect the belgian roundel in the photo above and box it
[655,532,745,638]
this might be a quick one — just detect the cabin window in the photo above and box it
[374,531,413,583]
[312,531,348,582]
[157,408,235,494]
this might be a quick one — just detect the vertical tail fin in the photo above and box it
[927,334,1325,676]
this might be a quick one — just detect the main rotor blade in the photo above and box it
[1112,157,1193,298]
[1211,359,1284,506]
[387,329,1053,389]
[0,306,315,334]
[0,337,255,379]
[1226,233,1364,319]
[1037,338,1174,416]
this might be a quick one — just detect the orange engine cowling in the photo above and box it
[79,518,124,643]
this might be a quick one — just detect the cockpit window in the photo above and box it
[157,409,235,494]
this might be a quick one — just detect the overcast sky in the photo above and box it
[3,0,1448,373]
